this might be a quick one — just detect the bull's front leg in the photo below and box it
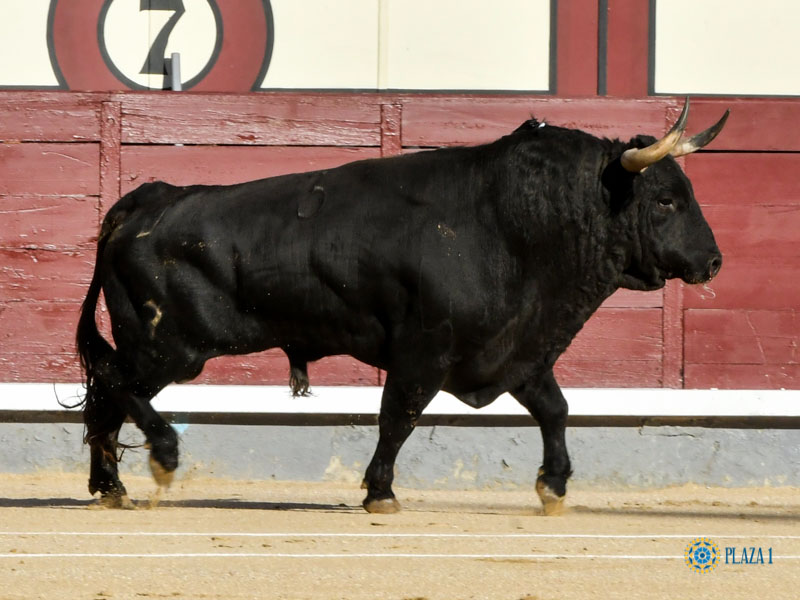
[361,373,440,514]
[120,385,179,494]
[511,371,572,515]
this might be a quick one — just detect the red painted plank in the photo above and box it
[309,357,381,387]
[562,308,663,362]
[662,280,684,389]
[194,351,291,386]
[401,98,670,147]
[0,94,100,142]
[703,205,800,259]
[556,0,599,96]
[0,302,80,355]
[0,249,93,303]
[686,153,800,207]
[685,364,800,390]
[690,99,800,152]
[100,102,122,214]
[604,0,649,97]
[0,196,98,249]
[381,104,403,157]
[0,92,796,151]
[196,351,380,387]
[685,309,798,366]
[683,259,800,310]
[601,288,663,309]
[119,94,382,146]
[119,146,381,197]
[555,360,662,388]
[0,143,100,196]
[0,353,82,383]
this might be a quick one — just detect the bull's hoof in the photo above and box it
[94,493,136,510]
[148,485,166,509]
[363,497,401,514]
[149,454,175,489]
[536,478,566,516]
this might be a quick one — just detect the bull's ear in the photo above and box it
[601,155,637,214]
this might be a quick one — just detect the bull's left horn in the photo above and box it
[670,109,730,158]
[620,98,690,173]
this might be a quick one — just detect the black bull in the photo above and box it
[76,100,727,514]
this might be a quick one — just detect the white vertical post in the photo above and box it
[170,52,182,91]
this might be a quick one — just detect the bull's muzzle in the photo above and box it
[686,252,722,284]
[707,253,723,280]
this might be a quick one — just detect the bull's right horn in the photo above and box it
[670,109,730,158]
[620,98,690,173]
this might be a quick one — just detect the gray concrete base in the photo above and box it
[2,423,799,489]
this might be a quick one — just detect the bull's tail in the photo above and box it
[76,222,115,384]
[73,222,124,445]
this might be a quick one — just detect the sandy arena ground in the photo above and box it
[0,473,799,600]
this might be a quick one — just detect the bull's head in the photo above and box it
[612,98,727,291]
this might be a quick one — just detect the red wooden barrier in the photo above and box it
[1,92,797,389]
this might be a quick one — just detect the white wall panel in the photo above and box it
[0,0,58,87]
[259,0,550,91]
[383,0,551,91]
[259,0,380,90]
[654,0,800,96]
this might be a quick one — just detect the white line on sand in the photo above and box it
[1,532,799,539]
[2,552,800,560]
[0,553,687,560]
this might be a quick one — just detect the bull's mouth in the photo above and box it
[619,265,666,291]
[621,255,721,290]
[681,273,711,285]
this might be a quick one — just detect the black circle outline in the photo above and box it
[46,0,68,89]
[97,0,224,91]
[250,0,275,91]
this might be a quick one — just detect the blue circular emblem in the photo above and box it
[685,537,720,573]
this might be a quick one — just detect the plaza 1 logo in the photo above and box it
[684,537,775,573]
[684,537,721,574]
[48,0,273,91]
[725,545,774,566]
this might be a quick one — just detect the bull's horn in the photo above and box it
[670,109,730,158]
[620,98,690,173]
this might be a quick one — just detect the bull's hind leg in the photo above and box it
[85,383,133,508]
[512,371,572,516]
[84,358,178,504]
[362,374,439,514]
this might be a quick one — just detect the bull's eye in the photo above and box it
[657,197,676,212]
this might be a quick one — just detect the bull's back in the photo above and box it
[98,149,494,367]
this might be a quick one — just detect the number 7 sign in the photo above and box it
[138,0,187,77]
[49,0,273,91]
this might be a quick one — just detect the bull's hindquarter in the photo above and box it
[78,105,724,514]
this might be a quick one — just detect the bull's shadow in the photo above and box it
[569,504,800,522]
[0,497,796,521]
[0,497,94,508]
[0,496,357,511]
[152,498,359,511]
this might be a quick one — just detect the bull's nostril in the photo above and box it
[708,255,722,278]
